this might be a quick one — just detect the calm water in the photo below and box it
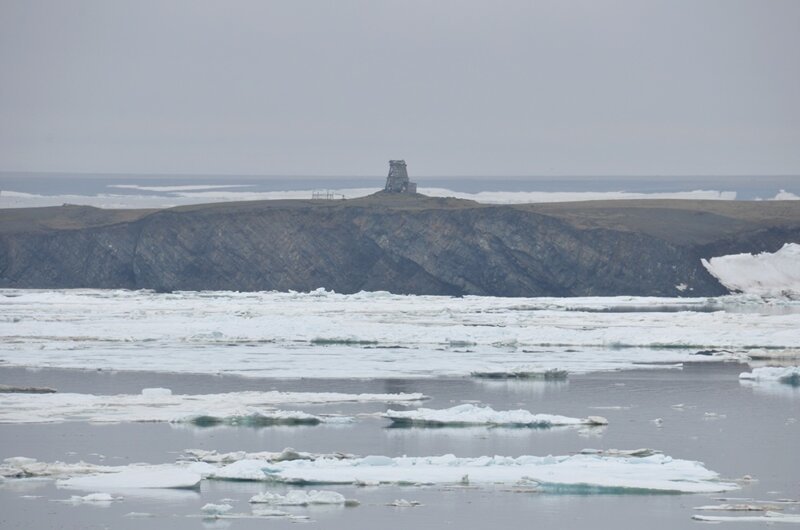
[1,363,798,529]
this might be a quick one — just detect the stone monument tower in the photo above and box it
[384,160,417,194]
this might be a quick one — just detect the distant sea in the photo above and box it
[1,172,798,208]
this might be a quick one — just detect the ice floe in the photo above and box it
[62,493,121,504]
[739,366,800,386]
[249,489,347,505]
[3,289,796,378]
[222,453,737,493]
[0,388,423,424]
[0,450,738,495]
[58,467,202,490]
[702,243,800,298]
[382,404,607,428]
[201,503,233,515]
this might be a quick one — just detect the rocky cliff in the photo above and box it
[1,194,799,296]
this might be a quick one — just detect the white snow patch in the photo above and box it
[382,404,607,428]
[387,499,422,507]
[0,389,419,424]
[702,243,800,298]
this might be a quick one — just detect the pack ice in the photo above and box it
[382,404,608,428]
[3,289,796,377]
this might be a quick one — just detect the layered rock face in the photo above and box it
[1,195,799,296]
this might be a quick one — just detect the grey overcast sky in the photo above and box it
[1,0,799,177]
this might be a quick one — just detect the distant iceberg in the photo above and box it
[702,243,800,298]
[382,404,607,428]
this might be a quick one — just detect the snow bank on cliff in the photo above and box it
[702,243,800,298]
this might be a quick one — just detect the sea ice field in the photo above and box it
[1,289,799,528]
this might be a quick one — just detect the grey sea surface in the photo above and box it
[0,363,798,529]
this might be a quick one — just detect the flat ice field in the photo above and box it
[1,289,799,378]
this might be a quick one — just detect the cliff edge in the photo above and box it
[1,195,799,296]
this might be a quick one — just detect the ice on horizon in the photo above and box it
[0,186,747,210]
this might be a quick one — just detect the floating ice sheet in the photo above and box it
[0,388,422,424]
[2,452,737,495]
[218,453,737,493]
[3,290,796,377]
[382,404,607,428]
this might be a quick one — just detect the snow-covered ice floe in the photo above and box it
[217,453,736,493]
[702,243,800,299]
[382,404,608,428]
[0,388,424,424]
[3,290,797,378]
[1,451,736,494]
[739,366,800,387]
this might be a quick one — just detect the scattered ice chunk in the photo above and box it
[201,503,233,516]
[141,388,172,397]
[123,512,154,518]
[64,493,120,504]
[382,404,607,428]
[387,499,422,507]
[702,243,800,298]
[249,489,347,505]
[740,366,800,387]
